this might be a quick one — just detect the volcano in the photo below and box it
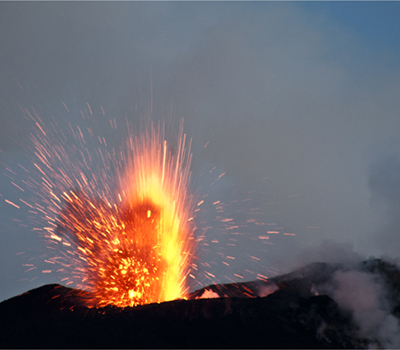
[2,259,398,348]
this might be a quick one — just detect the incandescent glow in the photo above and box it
[113,122,194,306]
[23,106,195,308]
[5,99,293,307]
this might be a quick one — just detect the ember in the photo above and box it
[24,105,195,308]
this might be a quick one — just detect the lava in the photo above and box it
[22,106,195,308]
[5,100,292,308]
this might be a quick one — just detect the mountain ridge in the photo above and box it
[1,258,397,348]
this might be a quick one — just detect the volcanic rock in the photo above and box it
[1,260,395,348]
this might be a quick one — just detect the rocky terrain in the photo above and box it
[1,259,399,348]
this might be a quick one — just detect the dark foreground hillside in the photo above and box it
[2,260,397,348]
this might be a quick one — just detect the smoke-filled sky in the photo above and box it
[1,2,400,302]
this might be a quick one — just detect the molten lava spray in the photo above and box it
[28,110,195,308]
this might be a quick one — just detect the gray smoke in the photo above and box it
[322,270,400,348]
[1,2,400,306]
[276,240,400,348]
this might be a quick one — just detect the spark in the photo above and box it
[7,95,299,305]
[5,199,20,209]
[17,103,196,308]
[257,274,269,281]
[86,103,92,115]
[216,172,225,180]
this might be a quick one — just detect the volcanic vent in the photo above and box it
[20,111,195,308]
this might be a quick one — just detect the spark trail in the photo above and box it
[4,98,293,306]
[18,103,195,308]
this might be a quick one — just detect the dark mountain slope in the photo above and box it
[2,260,395,348]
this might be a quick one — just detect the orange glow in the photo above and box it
[29,114,195,308]
[113,122,194,306]
[9,101,296,305]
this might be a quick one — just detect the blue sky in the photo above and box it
[301,2,400,56]
[1,2,400,302]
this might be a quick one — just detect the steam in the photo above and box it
[321,269,400,348]
[256,282,278,298]
[278,240,400,348]
[312,153,400,346]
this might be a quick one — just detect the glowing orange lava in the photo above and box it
[30,113,195,308]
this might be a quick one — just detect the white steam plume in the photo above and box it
[322,270,400,348]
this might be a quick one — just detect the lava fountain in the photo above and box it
[24,106,195,308]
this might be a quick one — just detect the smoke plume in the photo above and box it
[321,269,400,348]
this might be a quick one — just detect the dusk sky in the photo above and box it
[1,2,400,302]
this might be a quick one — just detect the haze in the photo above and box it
[1,2,400,302]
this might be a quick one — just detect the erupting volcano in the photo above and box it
[5,104,400,349]
[25,107,195,308]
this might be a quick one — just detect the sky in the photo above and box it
[1,2,400,303]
